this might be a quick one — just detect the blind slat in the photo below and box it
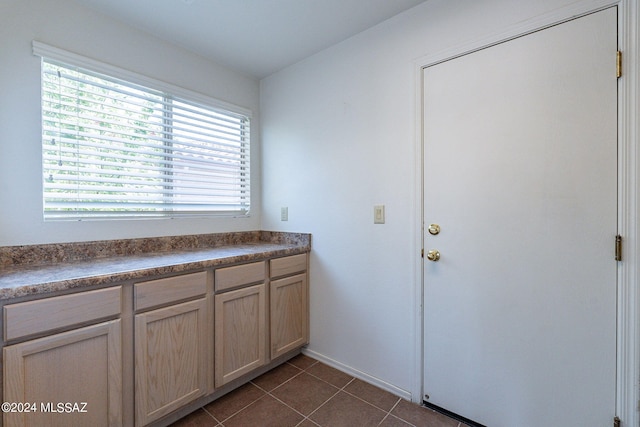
[42,92,250,137]
[44,69,249,128]
[44,146,247,174]
[43,115,248,152]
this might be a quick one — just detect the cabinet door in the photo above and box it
[3,320,122,427]
[215,283,266,387]
[135,298,207,426]
[270,273,308,359]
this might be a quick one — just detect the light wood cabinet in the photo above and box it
[134,273,208,426]
[215,261,265,293]
[4,286,121,342]
[214,280,266,387]
[270,273,308,359]
[2,252,309,426]
[3,320,122,427]
[269,254,309,359]
[270,253,307,279]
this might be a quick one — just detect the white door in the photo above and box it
[422,8,617,427]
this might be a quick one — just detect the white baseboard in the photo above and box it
[301,348,412,402]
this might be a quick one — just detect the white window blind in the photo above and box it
[38,52,250,220]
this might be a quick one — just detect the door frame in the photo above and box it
[412,1,639,425]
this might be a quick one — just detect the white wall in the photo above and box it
[0,0,261,246]
[260,0,589,399]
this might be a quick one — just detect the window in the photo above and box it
[37,45,250,220]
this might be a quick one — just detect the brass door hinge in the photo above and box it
[614,416,621,427]
[615,235,622,261]
[617,51,622,78]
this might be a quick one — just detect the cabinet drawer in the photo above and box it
[215,261,265,292]
[4,286,121,341]
[270,254,307,278]
[135,271,207,311]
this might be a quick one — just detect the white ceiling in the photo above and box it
[74,0,427,79]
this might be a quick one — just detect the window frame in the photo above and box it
[34,41,252,221]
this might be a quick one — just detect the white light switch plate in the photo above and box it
[281,207,288,221]
[374,205,385,224]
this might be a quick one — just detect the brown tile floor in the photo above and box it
[171,354,469,427]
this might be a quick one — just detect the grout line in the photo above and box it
[342,376,356,390]
[206,391,268,424]
[303,368,353,390]
[286,358,320,372]
[259,361,341,425]
[301,386,343,422]
[377,412,392,426]
[200,406,223,424]
[340,384,396,414]
[339,381,403,414]
[383,398,421,427]
[175,357,460,427]
[270,358,346,426]
[274,360,405,426]
[265,387,309,419]
[388,398,402,413]
[295,417,321,427]
[250,366,305,394]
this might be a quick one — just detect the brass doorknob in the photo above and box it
[426,250,440,262]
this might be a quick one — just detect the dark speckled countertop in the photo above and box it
[0,231,310,301]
